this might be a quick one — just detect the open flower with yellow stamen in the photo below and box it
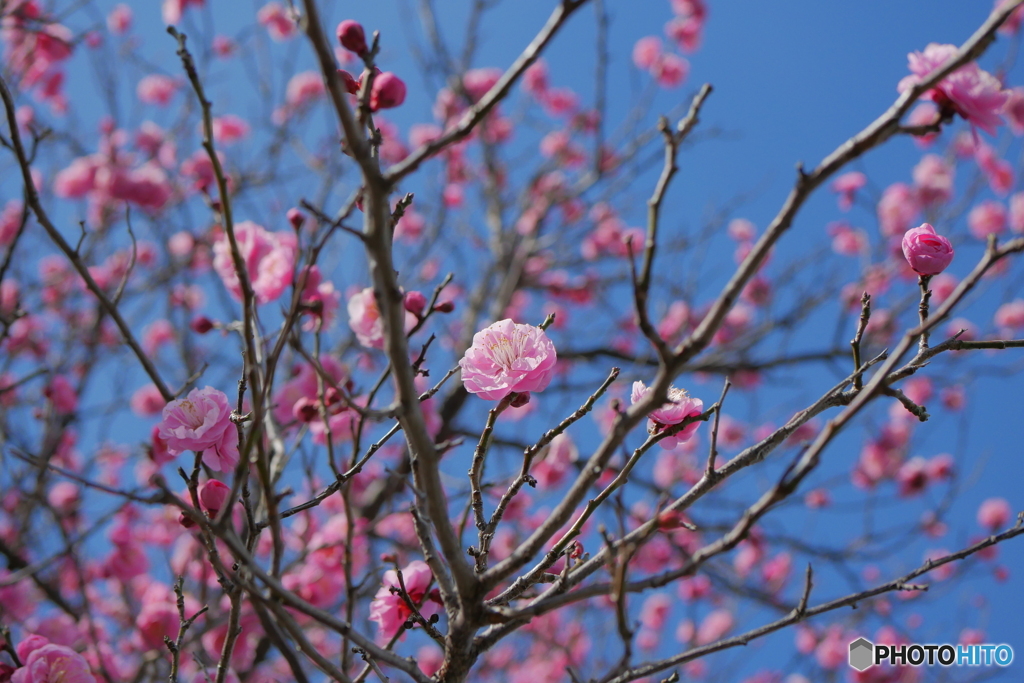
[156,386,239,471]
[459,319,557,402]
[631,380,703,450]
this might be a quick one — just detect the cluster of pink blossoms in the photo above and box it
[631,380,704,450]
[1,0,73,113]
[54,123,174,225]
[212,221,297,305]
[631,0,706,88]
[898,43,1008,134]
[156,386,238,472]
[369,560,442,636]
[334,20,408,112]
[459,319,558,402]
[3,635,96,683]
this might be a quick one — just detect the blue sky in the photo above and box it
[8,0,1024,680]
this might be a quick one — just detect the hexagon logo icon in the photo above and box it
[849,637,874,671]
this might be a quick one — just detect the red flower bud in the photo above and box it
[509,391,531,408]
[338,69,360,95]
[433,301,455,314]
[190,316,215,334]
[336,20,367,55]
[370,72,406,111]
[404,290,427,317]
[287,207,306,230]
[199,479,232,517]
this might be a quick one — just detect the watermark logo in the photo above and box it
[848,638,873,672]
[848,638,1014,670]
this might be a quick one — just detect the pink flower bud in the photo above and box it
[370,72,407,111]
[433,301,455,314]
[287,207,306,230]
[200,479,232,516]
[338,69,360,95]
[336,20,367,55]
[190,316,215,334]
[292,396,319,423]
[901,223,953,275]
[404,290,427,317]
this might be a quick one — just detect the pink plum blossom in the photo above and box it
[897,457,930,497]
[901,223,953,275]
[156,386,238,472]
[814,627,848,669]
[805,489,831,509]
[348,287,385,349]
[274,72,326,123]
[653,54,689,88]
[665,16,703,53]
[907,101,941,146]
[912,154,954,206]
[827,222,867,256]
[974,142,1015,196]
[997,0,1024,35]
[1003,86,1024,134]
[136,75,179,106]
[1008,192,1024,232]
[995,299,1024,330]
[877,182,920,237]
[211,115,251,144]
[541,88,579,117]
[143,318,176,356]
[2,5,73,112]
[271,357,349,426]
[533,433,576,488]
[10,641,96,683]
[967,200,1007,239]
[212,221,297,304]
[130,384,165,417]
[631,380,704,449]
[898,43,1008,134]
[667,0,706,52]
[523,60,548,96]
[977,498,1012,530]
[257,2,296,41]
[107,4,132,34]
[639,593,672,630]
[44,375,77,414]
[696,609,733,645]
[369,560,440,636]
[830,171,866,211]
[727,218,756,242]
[463,68,502,102]
[0,200,23,246]
[459,319,558,401]
[213,35,237,58]
[298,266,340,331]
[136,602,180,651]
[162,0,205,25]
[632,37,662,70]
